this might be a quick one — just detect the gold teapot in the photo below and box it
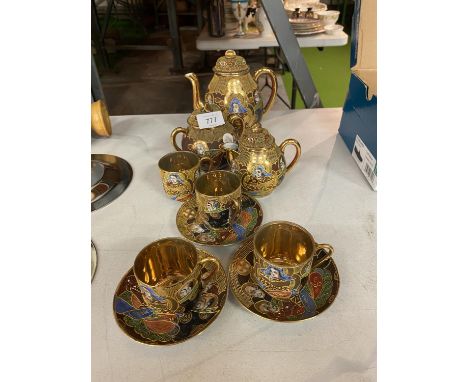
[225,121,301,197]
[170,104,239,169]
[185,50,277,123]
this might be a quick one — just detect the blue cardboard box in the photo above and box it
[339,0,377,185]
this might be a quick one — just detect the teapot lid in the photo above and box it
[239,122,275,149]
[213,50,250,75]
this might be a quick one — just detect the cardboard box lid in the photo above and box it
[351,0,377,100]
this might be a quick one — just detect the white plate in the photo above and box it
[295,29,325,36]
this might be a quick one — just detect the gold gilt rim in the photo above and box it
[91,241,97,282]
[158,151,200,173]
[133,237,199,289]
[212,69,250,77]
[253,220,318,269]
[112,249,228,346]
[194,170,241,199]
[229,238,340,323]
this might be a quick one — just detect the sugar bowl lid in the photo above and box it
[239,122,275,149]
[213,50,250,75]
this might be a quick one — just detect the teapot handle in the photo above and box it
[253,67,277,116]
[171,127,188,151]
[279,139,301,173]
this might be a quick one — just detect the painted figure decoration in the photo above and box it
[228,97,248,114]
[256,300,280,315]
[254,90,261,105]
[178,281,194,299]
[235,258,251,276]
[167,173,185,186]
[279,157,286,172]
[192,141,209,156]
[222,133,238,152]
[206,93,214,105]
[251,164,272,179]
[141,285,166,304]
[261,265,293,282]
[244,284,265,299]
[188,223,206,234]
[206,199,221,212]
[194,292,218,312]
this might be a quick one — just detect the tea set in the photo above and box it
[105,50,340,345]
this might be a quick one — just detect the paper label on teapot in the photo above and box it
[196,111,225,129]
[352,135,377,191]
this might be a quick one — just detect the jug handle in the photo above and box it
[171,127,188,151]
[253,67,277,115]
[199,156,216,172]
[227,114,246,137]
[279,139,301,173]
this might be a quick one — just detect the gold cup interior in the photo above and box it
[158,151,199,172]
[195,170,240,196]
[254,222,315,267]
[134,238,198,287]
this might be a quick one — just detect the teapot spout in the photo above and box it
[185,73,205,110]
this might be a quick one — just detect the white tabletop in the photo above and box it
[92,108,376,382]
[196,25,348,51]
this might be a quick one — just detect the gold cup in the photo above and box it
[195,170,242,230]
[252,221,334,299]
[158,151,212,202]
[133,237,218,311]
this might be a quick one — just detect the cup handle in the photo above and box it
[312,243,334,269]
[231,198,242,224]
[253,67,277,115]
[199,156,215,172]
[171,127,188,151]
[279,138,301,173]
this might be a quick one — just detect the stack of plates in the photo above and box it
[284,1,327,17]
[289,18,324,36]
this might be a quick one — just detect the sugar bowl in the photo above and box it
[225,121,301,197]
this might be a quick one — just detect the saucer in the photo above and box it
[229,238,340,322]
[176,194,263,246]
[113,250,227,345]
[91,154,133,212]
[91,241,97,282]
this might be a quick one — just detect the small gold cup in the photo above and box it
[133,237,218,311]
[195,170,242,230]
[252,221,334,300]
[158,151,212,202]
